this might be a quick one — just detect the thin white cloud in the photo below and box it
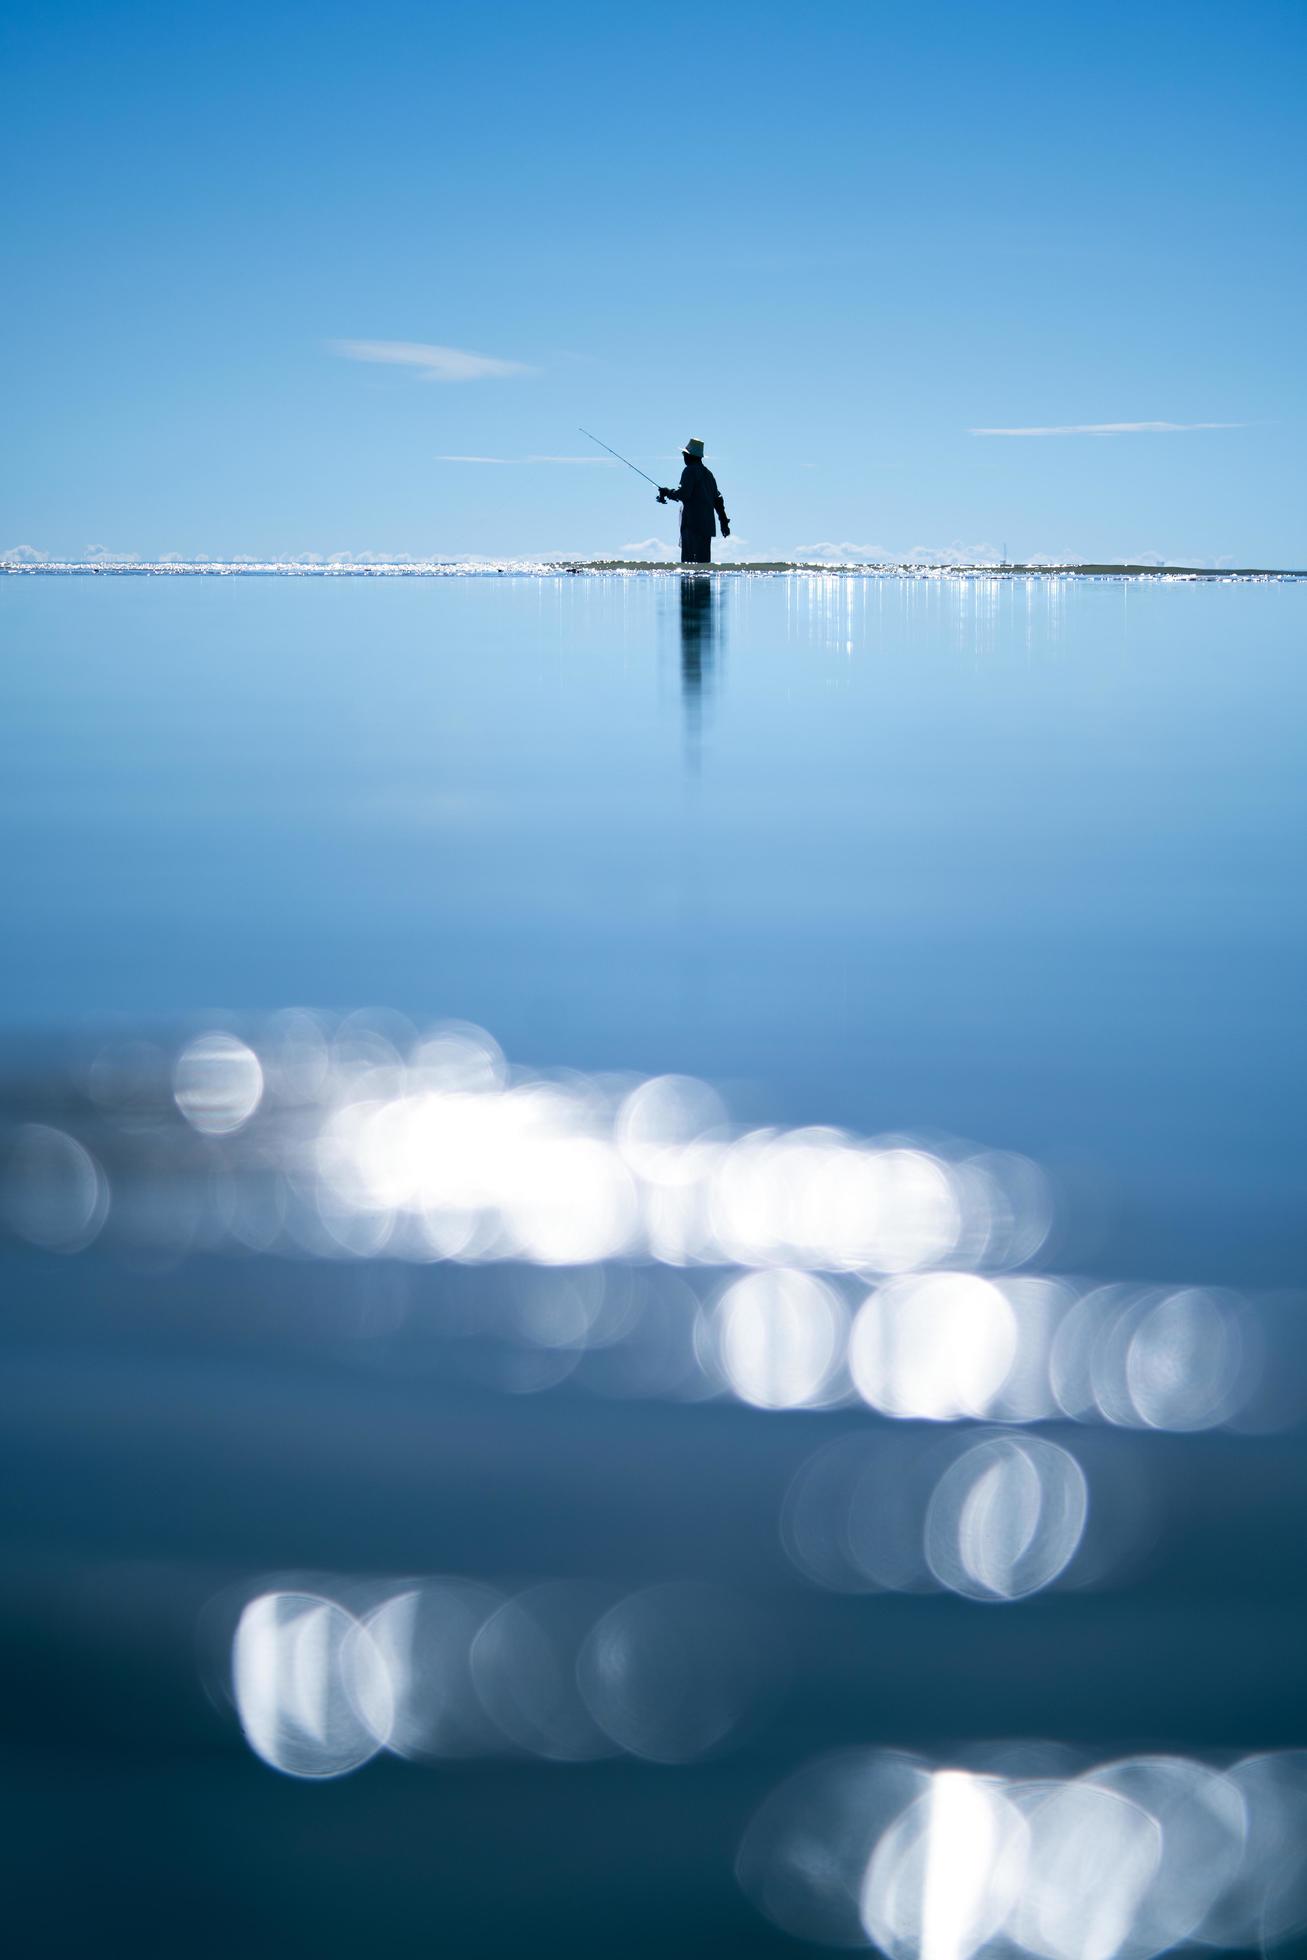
[1122,551,1238,569]
[903,541,999,564]
[332,339,533,381]
[971,420,1244,437]
[434,454,615,465]
[619,538,676,559]
[796,541,892,563]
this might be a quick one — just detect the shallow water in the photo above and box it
[1,572,1305,1955]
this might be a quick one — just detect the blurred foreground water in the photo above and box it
[0,573,1303,1955]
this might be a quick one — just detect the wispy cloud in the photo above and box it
[331,339,533,381]
[796,541,891,563]
[434,454,615,465]
[797,541,1000,565]
[1123,551,1241,569]
[903,541,1000,564]
[971,420,1244,437]
[619,538,676,559]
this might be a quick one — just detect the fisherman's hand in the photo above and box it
[656,489,668,503]
[720,517,731,536]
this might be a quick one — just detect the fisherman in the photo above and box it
[658,438,730,565]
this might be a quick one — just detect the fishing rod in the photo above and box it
[578,427,665,494]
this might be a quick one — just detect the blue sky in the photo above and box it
[3,0,1304,564]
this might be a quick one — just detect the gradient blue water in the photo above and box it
[4,570,1307,1958]
[2,572,1303,1285]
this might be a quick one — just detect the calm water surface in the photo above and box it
[1,572,1304,1955]
[3,573,1303,1278]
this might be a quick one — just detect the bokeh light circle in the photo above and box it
[0,1123,108,1250]
[737,1748,933,1948]
[849,1274,1018,1420]
[861,1769,1030,1960]
[716,1268,848,1409]
[578,1581,757,1762]
[470,1582,617,1761]
[174,1031,264,1135]
[232,1591,392,1779]
[925,1435,1088,1601]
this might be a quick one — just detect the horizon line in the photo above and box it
[4,557,1302,580]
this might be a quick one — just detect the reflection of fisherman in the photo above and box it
[678,574,718,765]
[679,575,715,702]
[658,438,730,565]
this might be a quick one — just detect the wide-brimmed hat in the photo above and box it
[683,437,705,458]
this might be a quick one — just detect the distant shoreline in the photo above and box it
[3,560,1304,582]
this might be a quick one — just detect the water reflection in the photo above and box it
[739,1743,1307,1958]
[782,1429,1096,1601]
[677,575,719,753]
[0,1016,1280,1438]
[229,1571,763,1775]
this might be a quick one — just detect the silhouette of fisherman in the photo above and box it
[658,438,730,565]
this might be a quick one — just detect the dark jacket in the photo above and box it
[665,459,728,538]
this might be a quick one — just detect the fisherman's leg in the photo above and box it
[681,533,711,565]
